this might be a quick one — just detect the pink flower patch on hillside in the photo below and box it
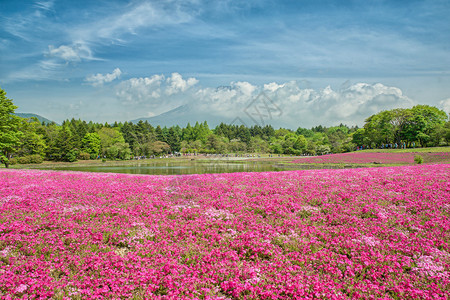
[292,152,416,164]
[0,165,449,299]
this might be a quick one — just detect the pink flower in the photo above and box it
[15,284,28,294]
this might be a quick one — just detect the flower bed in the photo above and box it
[291,151,450,165]
[292,152,416,164]
[421,152,450,163]
[0,165,449,299]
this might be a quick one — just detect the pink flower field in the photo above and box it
[291,151,450,165]
[1,165,449,299]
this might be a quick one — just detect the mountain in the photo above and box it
[130,103,290,128]
[130,104,236,127]
[14,113,57,125]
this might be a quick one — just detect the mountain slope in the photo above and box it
[130,104,236,127]
[15,113,56,125]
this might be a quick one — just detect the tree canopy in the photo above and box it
[361,105,449,148]
[0,87,22,167]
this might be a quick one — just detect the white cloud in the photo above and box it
[233,81,257,96]
[86,68,122,87]
[192,81,260,117]
[264,82,285,92]
[116,73,200,116]
[165,73,199,95]
[34,1,54,11]
[192,80,413,127]
[116,73,201,115]
[261,82,414,127]
[116,75,165,105]
[70,1,196,47]
[47,43,94,62]
[97,2,193,40]
[115,72,416,127]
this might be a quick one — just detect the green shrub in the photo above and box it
[18,156,31,164]
[106,146,119,160]
[78,152,91,160]
[28,154,43,164]
[9,158,17,165]
[65,150,78,162]
[414,155,424,164]
[17,155,43,164]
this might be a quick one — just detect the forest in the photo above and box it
[1,87,449,167]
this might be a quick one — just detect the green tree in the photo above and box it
[82,132,101,158]
[269,137,284,154]
[444,121,450,145]
[206,134,222,153]
[351,128,366,146]
[188,140,203,153]
[191,121,212,143]
[237,125,251,144]
[182,123,195,141]
[306,141,317,155]
[293,135,308,153]
[155,125,166,142]
[0,88,23,167]
[363,110,394,147]
[409,105,448,146]
[55,125,77,161]
[17,118,47,158]
[98,127,125,148]
[229,139,247,152]
[282,133,297,151]
[106,142,131,160]
[42,123,61,160]
[166,127,181,152]
[149,141,170,155]
[296,127,314,138]
[316,144,331,155]
[248,136,270,153]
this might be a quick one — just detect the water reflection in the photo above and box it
[46,161,286,175]
[39,160,364,175]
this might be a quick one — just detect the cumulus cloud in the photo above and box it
[165,73,199,95]
[116,73,201,116]
[257,82,413,127]
[47,43,94,62]
[192,81,412,126]
[208,81,412,127]
[115,73,415,127]
[116,75,165,105]
[193,82,259,118]
[116,73,201,106]
[86,68,122,87]
[264,82,285,92]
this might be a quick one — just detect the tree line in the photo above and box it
[1,87,449,167]
[354,106,450,148]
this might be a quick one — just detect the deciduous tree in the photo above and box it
[0,88,22,167]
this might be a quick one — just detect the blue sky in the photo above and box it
[1,0,449,127]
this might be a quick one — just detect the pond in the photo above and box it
[35,159,358,175]
[43,160,281,175]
